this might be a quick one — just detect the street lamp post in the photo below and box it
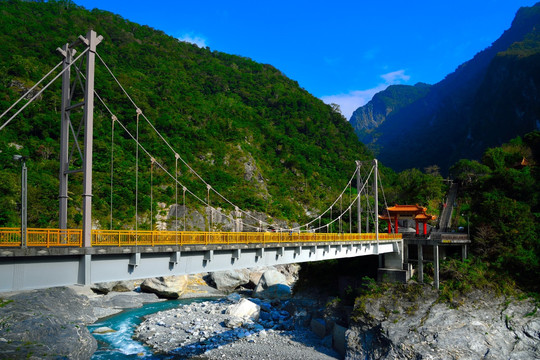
[13,155,27,248]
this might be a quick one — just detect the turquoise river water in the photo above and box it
[88,298,204,359]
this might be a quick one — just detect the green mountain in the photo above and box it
[350,3,540,174]
[0,0,370,229]
[350,83,431,148]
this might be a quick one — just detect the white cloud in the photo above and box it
[321,70,410,120]
[380,69,410,83]
[177,33,207,48]
[321,85,386,121]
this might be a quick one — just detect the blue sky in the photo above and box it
[74,1,538,119]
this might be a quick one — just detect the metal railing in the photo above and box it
[0,228,82,247]
[0,228,402,248]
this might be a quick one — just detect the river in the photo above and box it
[88,298,204,359]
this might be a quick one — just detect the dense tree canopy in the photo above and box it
[0,0,371,229]
[451,131,540,291]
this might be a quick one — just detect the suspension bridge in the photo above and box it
[0,31,404,292]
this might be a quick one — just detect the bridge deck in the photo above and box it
[0,228,401,248]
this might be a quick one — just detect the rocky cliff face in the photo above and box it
[345,286,540,359]
[350,3,540,173]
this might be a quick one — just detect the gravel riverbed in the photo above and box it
[134,294,340,359]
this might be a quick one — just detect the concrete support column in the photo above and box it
[418,244,423,283]
[403,242,409,264]
[462,244,468,261]
[80,254,92,285]
[434,244,440,290]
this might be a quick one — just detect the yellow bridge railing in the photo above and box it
[0,228,402,248]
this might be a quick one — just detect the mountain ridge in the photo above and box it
[350,2,540,174]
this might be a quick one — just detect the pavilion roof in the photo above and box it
[386,204,426,214]
[379,204,436,222]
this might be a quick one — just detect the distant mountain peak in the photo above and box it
[349,2,540,174]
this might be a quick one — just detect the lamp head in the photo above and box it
[12,155,23,161]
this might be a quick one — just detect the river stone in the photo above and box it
[226,298,260,321]
[91,280,138,294]
[0,287,97,359]
[140,275,188,299]
[253,269,292,299]
[93,326,116,334]
[210,269,250,292]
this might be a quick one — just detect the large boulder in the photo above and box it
[225,298,260,321]
[140,275,188,299]
[210,270,250,292]
[253,269,292,299]
[275,264,301,286]
[91,280,139,294]
[0,287,97,359]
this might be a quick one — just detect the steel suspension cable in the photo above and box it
[135,109,141,238]
[96,52,268,226]
[0,49,89,132]
[150,157,154,231]
[183,186,187,231]
[97,51,365,232]
[308,165,374,233]
[175,154,179,244]
[92,90,269,232]
[110,116,116,230]
[0,60,63,122]
[378,168,394,233]
[290,165,360,231]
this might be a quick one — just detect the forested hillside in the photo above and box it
[450,130,540,291]
[0,0,371,229]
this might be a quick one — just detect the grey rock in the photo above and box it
[253,269,292,299]
[0,287,97,359]
[210,270,250,292]
[91,292,160,309]
[93,326,116,334]
[91,280,139,294]
[140,275,189,298]
[345,287,540,360]
[226,298,260,321]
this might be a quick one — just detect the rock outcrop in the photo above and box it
[140,275,189,299]
[345,286,540,360]
[210,269,250,292]
[0,287,97,359]
[253,269,292,299]
[91,280,140,294]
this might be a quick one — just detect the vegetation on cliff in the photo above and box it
[451,131,540,292]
